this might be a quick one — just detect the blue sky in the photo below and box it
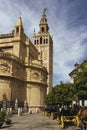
[0,0,87,86]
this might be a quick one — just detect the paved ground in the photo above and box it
[0,112,81,130]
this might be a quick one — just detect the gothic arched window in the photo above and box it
[34,40,36,44]
[42,27,44,32]
[40,37,42,44]
[46,38,48,44]
[43,39,45,44]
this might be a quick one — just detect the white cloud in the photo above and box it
[53,21,87,85]
[0,0,87,86]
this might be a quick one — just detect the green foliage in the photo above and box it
[45,60,87,105]
[73,60,87,100]
[45,83,75,105]
[44,88,55,105]
[0,110,6,127]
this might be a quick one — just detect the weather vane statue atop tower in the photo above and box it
[43,8,47,14]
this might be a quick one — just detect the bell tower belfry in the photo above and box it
[33,9,53,93]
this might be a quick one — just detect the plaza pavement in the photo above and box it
[0,112,80,130]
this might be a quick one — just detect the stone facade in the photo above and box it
[0,11,53,112]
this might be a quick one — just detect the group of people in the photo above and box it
[58,103,81,116]
[45,103,81,116]
[57,104,87,129]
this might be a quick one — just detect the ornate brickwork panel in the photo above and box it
[42,49,47,61]
[31,70,40,81]
[0,59,11,74]
[12,62,24,79]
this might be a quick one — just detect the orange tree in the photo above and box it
[73,60,87,101]
[44,82,75,105]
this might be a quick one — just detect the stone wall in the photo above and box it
[0,16,48,111]
[0,78,11,101]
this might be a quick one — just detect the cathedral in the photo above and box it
[0,10,53,112]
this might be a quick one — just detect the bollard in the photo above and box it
[18,108,21,116]
[9,107,12,116]
[7,108,10,112]
[20,107,22,115]
[1,108,3,112]
[28,108,32,114]
[36,108,39,113]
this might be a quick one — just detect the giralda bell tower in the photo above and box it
[33,9,53,94]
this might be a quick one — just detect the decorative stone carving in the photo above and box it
[0,61,10,73]
[43,50,47,60]
[31,72,40,80]
[42,73,46,82]
[33,73,39,79]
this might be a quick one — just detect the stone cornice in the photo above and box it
[25,80,48,87]
[0,52,24,65]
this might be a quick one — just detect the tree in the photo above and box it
[44,82,75,105]
[73,60,87,100]
[44,87,57,105]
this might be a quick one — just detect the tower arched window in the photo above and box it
[42,27,44,32]
[46,38,48,44]
[43,39,45,44]
[34,40,36,44]
[40,37,42,44]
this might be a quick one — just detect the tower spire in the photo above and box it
[43,8,47,15]
[14,17,24,36]
[15,17,23,28]
[39,8,49,33]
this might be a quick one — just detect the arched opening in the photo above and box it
[40,37,42,44]
[42,27,44,32]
